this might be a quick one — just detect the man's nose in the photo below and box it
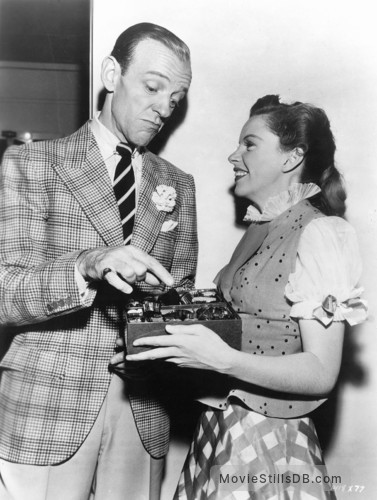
[153,96,173,120]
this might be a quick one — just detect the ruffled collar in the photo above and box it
[243,183,321,223]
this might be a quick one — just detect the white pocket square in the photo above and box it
[161,220,178,232]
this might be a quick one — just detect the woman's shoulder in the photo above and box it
[297,216,361,274]
[301,215,358,249]
[306,215,356,230]
[286,214,366,325]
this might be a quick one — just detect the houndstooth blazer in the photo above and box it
[0,122,198,465]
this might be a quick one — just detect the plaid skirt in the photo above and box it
[174,403,336,500]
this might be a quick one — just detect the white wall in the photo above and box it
[92,0,377,497]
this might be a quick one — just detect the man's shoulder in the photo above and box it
[143,149,192,179]
[1,122,96,182]
[5,122,93,162]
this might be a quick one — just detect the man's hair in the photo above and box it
[111,22,191,74]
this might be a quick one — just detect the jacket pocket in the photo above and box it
[0,345,67,380]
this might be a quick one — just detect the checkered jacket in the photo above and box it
[0,122,198,465]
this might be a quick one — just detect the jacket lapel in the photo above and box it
[132,152,174,254]
[53,123,124,247]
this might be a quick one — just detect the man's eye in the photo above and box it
[170,100,179,109]
[146,84,158,93]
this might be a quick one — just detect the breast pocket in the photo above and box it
[152,227,178,268]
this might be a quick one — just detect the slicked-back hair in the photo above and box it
[111,22,191,75]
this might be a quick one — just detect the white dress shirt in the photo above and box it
[75,113,144,297]
[90,111,143,202]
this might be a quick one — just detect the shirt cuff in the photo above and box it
[74,263,90,300]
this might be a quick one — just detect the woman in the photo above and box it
[126,95,367,499]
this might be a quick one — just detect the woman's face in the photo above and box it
[228,115,291,207]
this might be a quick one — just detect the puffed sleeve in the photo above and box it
[285,217,368,326]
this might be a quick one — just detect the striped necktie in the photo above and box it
[114,142,136,245]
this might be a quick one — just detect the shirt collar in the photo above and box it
[90,111,142,161]
[243,183,321,223]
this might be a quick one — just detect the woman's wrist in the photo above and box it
[217,346,241,376]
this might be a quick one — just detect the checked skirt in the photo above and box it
[174,403,336,500]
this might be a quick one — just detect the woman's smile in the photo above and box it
[228,115,294,205]
[234,167,249,181]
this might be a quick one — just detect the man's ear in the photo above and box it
[282,147,305,173]
[101,56,121,92]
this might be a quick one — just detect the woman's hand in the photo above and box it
[126,324,235,373]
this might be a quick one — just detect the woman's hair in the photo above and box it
[249,95,346,216]
[111,22,191,75]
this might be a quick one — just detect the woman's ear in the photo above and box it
[100,56,121,92]
[282,147,305,173]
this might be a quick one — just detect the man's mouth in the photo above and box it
[143,120,162,130]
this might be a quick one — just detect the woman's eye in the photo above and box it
[245,142,255,150]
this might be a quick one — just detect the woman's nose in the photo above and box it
[228,148,240,164]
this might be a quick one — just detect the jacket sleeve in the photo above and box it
[0,146,96,327]
[170,173,198,289]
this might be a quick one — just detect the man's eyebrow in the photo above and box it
[145,71,189,93]
[145,71,170,81]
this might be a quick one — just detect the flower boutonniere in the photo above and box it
[152,185,177,212]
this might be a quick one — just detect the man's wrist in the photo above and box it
[75,249,94,299]
[76,249,91,281]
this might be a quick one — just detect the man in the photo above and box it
[0,23,197,500]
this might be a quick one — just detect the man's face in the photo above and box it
[108,39,191,147]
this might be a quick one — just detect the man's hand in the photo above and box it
[77,245,174,294]
[110,337,155,380]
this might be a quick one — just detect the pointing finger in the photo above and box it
[143,272,161,286]
[145,263,174,287]
[131,249,174,287]
[104,270,133,294]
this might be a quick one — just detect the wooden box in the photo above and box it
[125,289,242,354]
